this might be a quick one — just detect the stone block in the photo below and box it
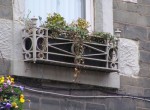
[114,10,143,25]
[137,5,150,16]
[0,59,11,75]
[25,96,39,103]
[114,9,148,27]
[135,100,145,108]
[136,15,148,27]
[140,51,150,63]
[113,1,127,10]
[124,25,147,41]
[136,77,150,88]
[142,0,150,5]
[86,103,106,110]
[60,100,84,110]
[18,62,120,88]
[70,91,94,103]
[120,85,144,96]
[120,75,150,88]
[127,2,138,12]
[93,96,107,105]
[120,75,134,86]
[139,62,150,78]
[136,108,150,110]
[23,101,30,110]
[41,98,60,110]
[144,89,150,97]
[106,98,136,110]
[0,0,12,6]
[145,16,150,27]
[118,38,139,76]
[25,96,40,110]
[139,66,150,78]
[147,28,150,41]
[139,41,150,51]
[144,101,150,109]
[0,5,13,20]
[137,0,143,4]
[113,10,129,23]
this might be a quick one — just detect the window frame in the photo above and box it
[85,0,94,32]
[24,0,94,31]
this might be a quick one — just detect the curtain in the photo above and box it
[25,0,85,24]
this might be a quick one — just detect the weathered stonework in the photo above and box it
[118,38,139,76]
[0,19,12,59]
[13,0,25,21]
[0,0,150,110]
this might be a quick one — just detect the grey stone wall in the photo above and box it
[10,0,119,88]
[0,0,13,75]
[0,0,150,110]
[21,0,150,110]
[0,0,13,20]
[16,76,144,110]
[114,0,150,109]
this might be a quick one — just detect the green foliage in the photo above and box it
[44,13,116,44]
[45,13,66,30]
[44,13,118,81]
[93,32,114,39]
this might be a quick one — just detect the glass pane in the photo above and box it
[25,0,85,24]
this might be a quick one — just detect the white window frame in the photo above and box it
[85,0,94,32]
[23,0,94,31]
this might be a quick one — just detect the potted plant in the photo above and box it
[23,13,118,80]
[0,76,26,110]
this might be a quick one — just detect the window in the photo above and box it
[25,0,93,30]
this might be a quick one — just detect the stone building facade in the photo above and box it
[0,0,150,110]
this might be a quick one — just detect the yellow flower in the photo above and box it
[7,76,11,80]
[0,79,4,84]
[11,102,17,107]
[11,78,14,81]
[20,98,25,103]
[11,78,14,84]
[20,94,24,98]
[0,76,4,84]
[1,76,4,80]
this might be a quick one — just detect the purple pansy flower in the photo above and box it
[19,86,24,91]
[3,83,8,89]
[5,103,11,109]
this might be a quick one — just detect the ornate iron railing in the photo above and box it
[22,26,118,72]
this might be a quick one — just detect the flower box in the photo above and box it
[22,27,118,72]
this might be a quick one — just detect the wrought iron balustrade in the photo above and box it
[22,26,118,72]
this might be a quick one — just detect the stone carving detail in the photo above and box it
[118,38,139,76]
[0,19,12,59]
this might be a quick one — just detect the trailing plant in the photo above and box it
[23,10,33,29]
[43,13,118,81]
[92,32,117,47]
[66,18,90,40]
[44,13,116,43]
